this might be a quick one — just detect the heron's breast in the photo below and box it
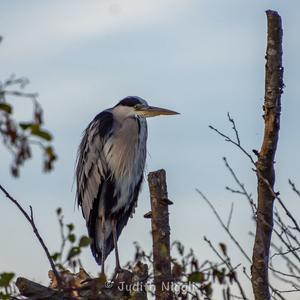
[103,118,147,213]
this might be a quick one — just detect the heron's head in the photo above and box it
[114,96,179,118]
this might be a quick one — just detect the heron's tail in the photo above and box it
[90,219,113,265]
[90,211,132,265]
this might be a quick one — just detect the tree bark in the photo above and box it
[251,10,284,300]
[16,277,74,300]
[148,169,173,300]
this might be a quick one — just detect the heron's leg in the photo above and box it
[111,219,121,272]
[100,219,106,275]
[101,243,105,274]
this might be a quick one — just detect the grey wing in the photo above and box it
[75,111,113,223]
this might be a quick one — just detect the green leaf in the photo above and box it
[0,293,10,300]
[30,124,40,131]
[19,122,33,130]
[0,103,12,114]
[67,247,81,260]
[0,272,15,287]
[46,146,55,157]
[31,127,53,141]
[188,271,205,283]
[51,252,61,262]
[79,236,91,247]
[68,233,76,243]
[67,223,74,232]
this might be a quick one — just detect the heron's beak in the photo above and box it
[136,105,179,118]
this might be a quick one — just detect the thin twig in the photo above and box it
[209,114,255,166]
[270,245,300,260]
[250,230,300,275]
[226,202,234,229]
[269,266,300,280]
[223,157,257,217]
[243,267,251,282]
[204,236,248,300]
[227,112,241,146]
[211,116,300,234]
[275,209,300,247]
[288,179,300,197]
[196,189,251,263]
[0,184,61,284]
[255,170,300,233]
[198,189,287,299]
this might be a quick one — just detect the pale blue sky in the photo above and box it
[0,1,300,298]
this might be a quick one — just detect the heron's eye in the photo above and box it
[134,104,141,109]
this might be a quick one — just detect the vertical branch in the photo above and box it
[148,169,173,300]
[251,10,284,300]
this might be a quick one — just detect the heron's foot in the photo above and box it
[113,268,133,285]
[112,266,126,279]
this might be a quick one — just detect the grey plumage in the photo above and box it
[75,96,178,272]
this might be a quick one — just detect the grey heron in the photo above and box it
[75,96,178,274]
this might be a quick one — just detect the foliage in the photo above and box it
[0,272,15,300]
[0,72,57,177]
[51,207,91,272]
[0,203,245,300]
[123,240,244,299]
[0,208,91,299]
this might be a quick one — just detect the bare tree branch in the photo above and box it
[209,114,256,166]
[196,189,251,263]
[0,184,61,284]
[288,179,300,197]
[16,277,74,300]
[226,202,234,229]
[223,157,257,217]
[255,171,300,233]
[204,236,248,300]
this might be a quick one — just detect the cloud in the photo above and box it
[0,0,189,61]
